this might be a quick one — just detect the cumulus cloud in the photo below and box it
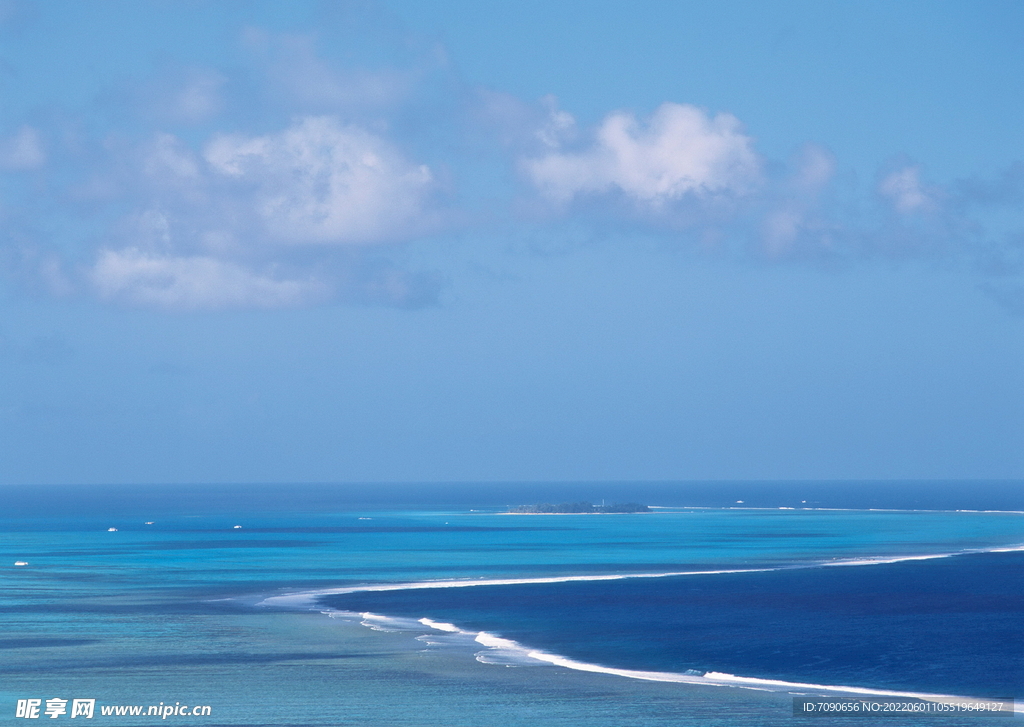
[525,103,761,209]
[0,125,45,170]
[78,116,443,309]
[204,116,436,244]
[2,15,1020,316]
[0,24,460,313]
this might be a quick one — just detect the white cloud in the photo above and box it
[525,103,761,208]
[0,125,45,170]
[79,117,443,310]
[879,166,933,213]
[204,116,436,244]
[92,248,327,309]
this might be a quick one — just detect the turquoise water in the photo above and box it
[2,484,1022,726]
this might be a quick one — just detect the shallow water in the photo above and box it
[2,483,1021,726]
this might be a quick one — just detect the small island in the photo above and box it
[508,501,650,514]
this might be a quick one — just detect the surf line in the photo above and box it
[257,567,774,609]
[256,543,1024,610]
[325,610,1018,711]
[528,652,1015,707]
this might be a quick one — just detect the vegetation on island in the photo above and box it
[508,501,650,514]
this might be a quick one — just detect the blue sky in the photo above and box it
[0,0,1021,485]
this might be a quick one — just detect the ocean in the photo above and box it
[1,482,1022,726]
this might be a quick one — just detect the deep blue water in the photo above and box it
[323,551,1024,697]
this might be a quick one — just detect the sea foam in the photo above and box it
[256,542,1024,610]
[256,543,1024,709]
[326,606,1018,709]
